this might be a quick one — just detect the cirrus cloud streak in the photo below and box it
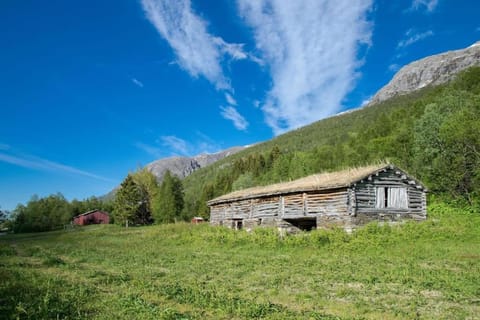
[141,0,247,90]
[220,106,249,131]
[237,0,373,134]
[0,151,114,182]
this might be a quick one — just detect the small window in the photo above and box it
[376,187,408,209]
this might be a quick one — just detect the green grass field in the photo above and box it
[1,201,479,320]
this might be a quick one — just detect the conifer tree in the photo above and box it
[153,170,184,223]
[113,174,143,227]
[132,168,159,224]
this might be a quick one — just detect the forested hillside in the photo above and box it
[183,67,480,219]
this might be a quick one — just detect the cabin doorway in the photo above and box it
[284,218,317,231]
[232,219,243,230]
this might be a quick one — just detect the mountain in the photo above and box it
[370,41,480,104]
[145,146,247,181]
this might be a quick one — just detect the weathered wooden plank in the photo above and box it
[280,196,285,217]
[307,192,348,199]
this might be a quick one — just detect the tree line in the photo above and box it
[9,194,113,233]
[6,168,185,232]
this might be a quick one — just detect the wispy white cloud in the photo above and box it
[411,0,439,12]
[388,63,401,72]
[397,29,434,48]
[134,142,161,157]
[137,132,224,158]
[160,135,189,155]
[237,0,373,134]
[0,151,114,182]
[195,131,222,154]
[132,78,144,88]
[141,0,248,90]
[220,106,249,131]
[225,93,238,106]
[214,37,248,61]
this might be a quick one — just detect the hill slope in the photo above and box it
[182,66,480,218]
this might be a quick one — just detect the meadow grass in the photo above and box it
[1,200,479,319]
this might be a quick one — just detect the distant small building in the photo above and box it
[73,210,110,226]
[191,217,205,224]
[208,164,427,232]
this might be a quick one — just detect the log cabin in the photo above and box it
[207,164,427,232]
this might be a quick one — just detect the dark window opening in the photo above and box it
[233,219,243,230]
[384,187,388,208]
[284,218,317,231]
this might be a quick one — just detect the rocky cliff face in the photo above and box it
[146,146,247,181]
[370,41,480,104]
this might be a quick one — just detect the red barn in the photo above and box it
[73,210,110,226]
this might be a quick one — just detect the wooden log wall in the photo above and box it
[252,196,280,218]
[353,168,426,225]
[305,190,349,216]
[282,193,304,218]
[309,189,351,230]
[210,204,226,226]
[209,188,351,229]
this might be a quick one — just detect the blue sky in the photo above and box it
[0,0,479,210]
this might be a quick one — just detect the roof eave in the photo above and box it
[207,184,350,206]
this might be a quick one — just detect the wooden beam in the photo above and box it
[280,196,285,218]
[303,192,307,215]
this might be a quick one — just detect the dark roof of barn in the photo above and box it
[73,209,109,218]
[208,163,425,205]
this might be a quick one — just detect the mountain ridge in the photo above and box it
[370,41,480,104]
[145,146,248,181]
